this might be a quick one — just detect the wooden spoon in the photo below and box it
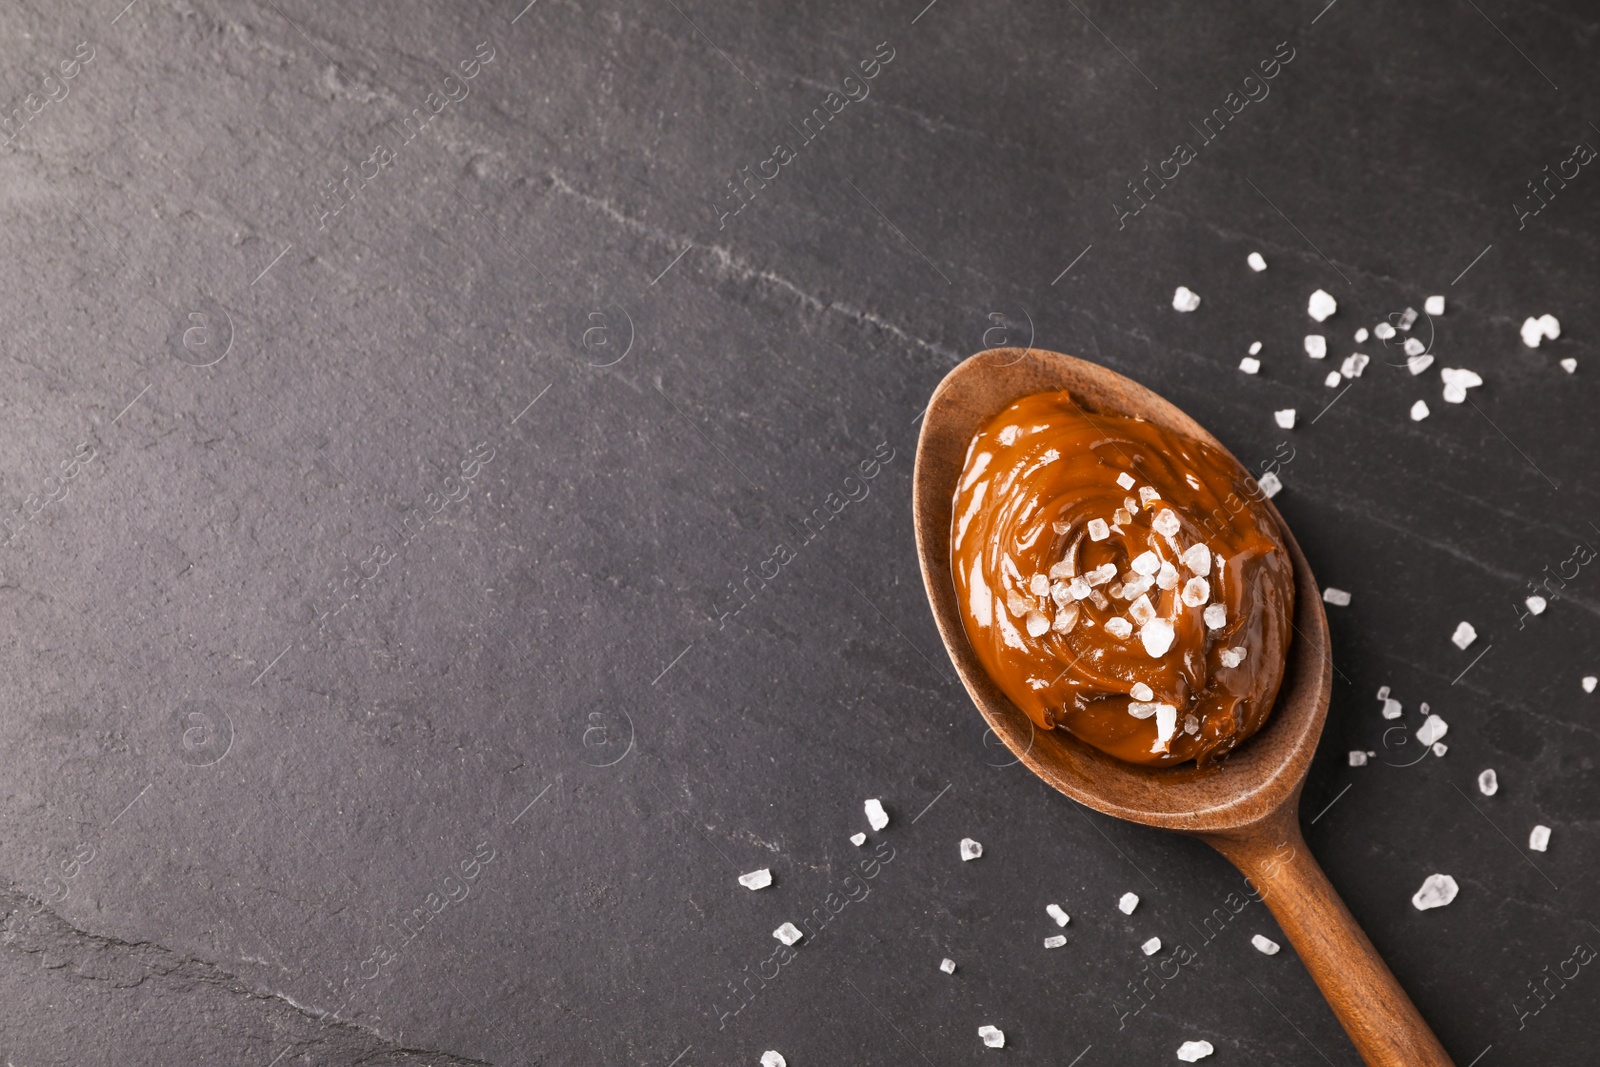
[913,347,1454,1067]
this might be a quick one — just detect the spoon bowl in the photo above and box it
[913,348,1454,1067]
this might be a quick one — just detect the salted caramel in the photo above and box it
[951,391,1294,766]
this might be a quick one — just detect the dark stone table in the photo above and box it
[2,1,1595,1064]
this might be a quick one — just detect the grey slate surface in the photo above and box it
[1,0,1596,1064]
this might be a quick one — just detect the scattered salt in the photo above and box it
[1029,573,1050,597]
[1451,621,1477,649]
[1117,471,1136,490]
[740,868,773,890]
[1119,892,1140,915]
[1044,934,1067,949]
[1538,313,1561,340]
[1411,873,1458,911]
[1442,382,1467,404]
[1251,934,1281,955]
[1432,742,1448,757]
[1239,357,1261,374]
[1156,561,1179,590]
[1219,647,1246,668]
[1141,618,1176,657]
[1131,551,1160,576]
[1181,577,1210,608]
[1274,408,1296,429]
[1153,509,1181,537]
[1323,587,1351,606]
[865,798,890,831]
[1341,352,1369,379]
[1025,610,1050,638]
[1520,316,1544,348]
[1403,337,1425,357]
[1529,824,1551,852]
[1411,400,1430,421]
[773,922,804,945]
[1408,353,1434,375]
[1139,486,1161,507]
[1374,322,1395,340]
[1304,334,1327,359]
[1141,937,1162,955]
[1105,617,1133,638]
[1584,676,1597,693]
[1172,286,1202,313]
[761,1052,786,1067]
[1398,307,1418,330]
[1441,367,1482,389]
[1525,595,1546,615]
[1129,594,1156,626]
[1249,341,1262,355]
[1203,604,1227,630]
[1416,714,1448,746]
[1308,288,1337,322]
[1324,371,1342,387]
[1128,701,1159,719]
[1382,698,1402,720]
[1258,471,1283,498]
[1377,685,1390,700]
[1355,327,1369,343]
[940,957,956,974]
[1478,769,1498,796]
[1349,751,1368,766]
[1130,682,1154,702]
[1560,358,1577,373]
[1247,252,1267,272]
[960,838,983,861]
[851,832,867,846]
[1047,903,1070,926]
[1181,544,1211,575]
[978,1025,1005,1049]
[1425,295,1445,316]
[1177,1040,1215,1062]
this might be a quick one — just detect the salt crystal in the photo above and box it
[1408,353,1434,375]
[1156,562,1178,590]
[1252,934,1281,955]
[1152,703,1178,753]
[1322,587,1351,606]
[851,832,867,846]
[1274,408,1296,429]
[1129,594,1156,626]
[1141,937,1162,955]
[1047,903,1070,926]
[1181,543,1211,575]
[1420,702,1430,714]
[978,1025,1005,1048]
[740,868,773,890]
[1141,618,1176,657]
[1203,604,1226,630]
[1374,322,1395,340]
[1247,252,1267,272]
[1341,352,1369,379]
[1398,307,1418,330]
[1105,617,1133,638]
[773,922,804,945]
[1257,471,1283,498]
[1219,646,1246,668]
[1584,676,1597,693]
[960,837,983,861]
[1304,334,1327,359]
[1239,357,1260,374]
[1122,577,1153,600]
[1478,769,1498,796]
[1355,327,1369,343]
[1538,313,1560,340]
[1172,286,1202,312]
[1425,295,1445,316]
[1432,742,1448,757]
[1560,358,1577,373]
[1324,371,1342,387]
[1525,595,1546,615]
[1412,873,1458,910]
[1416,714,1448,746]
[1377,685,1390,700]
[1181,577,1210,608]
[1088,563,1117,586]
[761,1052,786,1067]
[1308,288,1337,322]
[1053,603,1079,633]
[1126,495,1140,513]
[1249,341,1262,355]
[1382,698,1402,720]
[1520,317,1544,348]
[1006,590,1032,617]
[1451,621,1477,649]
[1153,509,1181,537]
[1441,367,1482,389]
[1131,551,1160,576]
[1044,934,1067,949]
[1442,382,1466,404]
[1177,1040,1215,1062]
[865,798,890,831]
[1070,577,1092,600]
[1117,472,1136,490]
[1403,337,1425,357]
[1529,824,1551,852]
[1183,714,1199,735]
[1119,892,1140,915]
[1025,610,1049,637]
[1128,701,1159,719]
[1130,682,1154,702]
[1349,751,1368,766]
[1411,400,1430,421]
[1115,508,1132,525]
[940,957,956,973]
[1029,573,1050,597]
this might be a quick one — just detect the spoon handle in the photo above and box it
[1205,819,1455,1067]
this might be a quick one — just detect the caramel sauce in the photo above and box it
[950,391,1294,766]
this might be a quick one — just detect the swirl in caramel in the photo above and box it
[950,390,1294,766]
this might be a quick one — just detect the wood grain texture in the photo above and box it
[913,347,1453,1067]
